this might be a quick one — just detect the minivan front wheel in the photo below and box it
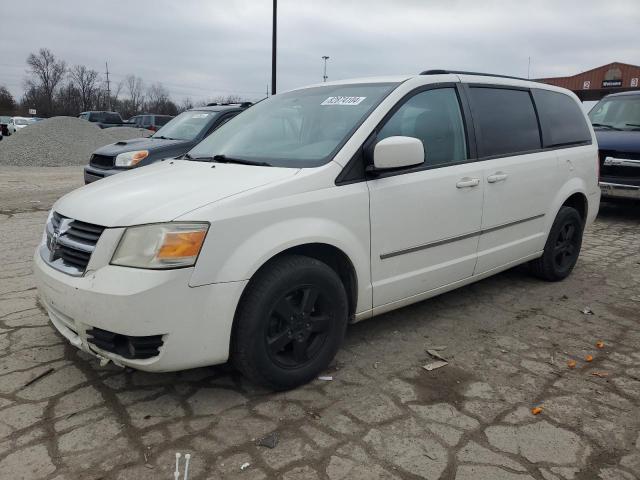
[232,254,348,390]
[530,206,584,281]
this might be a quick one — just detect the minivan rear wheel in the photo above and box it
[231,254,348,390]
[530,206,584,281]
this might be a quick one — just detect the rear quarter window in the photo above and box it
[532,89,591,147]
[468,87,541,157]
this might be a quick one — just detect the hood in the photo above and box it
[94,137,189,156]
[595,130,640,153]
[54,160,299,227]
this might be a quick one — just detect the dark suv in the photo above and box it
[589,91,640,200]
[79,111,127,128]
[84,104,249,184]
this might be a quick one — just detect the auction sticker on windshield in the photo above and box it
[321,96,366,106]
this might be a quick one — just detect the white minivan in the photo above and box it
[34,71,600,389]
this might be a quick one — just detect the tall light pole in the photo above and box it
[271,0,277,95]
[322,56,330,82]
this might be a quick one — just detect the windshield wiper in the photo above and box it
[625,123,640,128]
[182,153,215,162]
[212,154,271,166]
[154,135,175,140]
[592,123,622,131]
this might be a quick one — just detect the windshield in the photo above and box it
[188,83,398,167]
[0,116,11,124]
[14,118,29,125]
[589,96,640,130]
[154,110,213,140]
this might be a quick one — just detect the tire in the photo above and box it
[232,254,348,390]
[530,206,584,281]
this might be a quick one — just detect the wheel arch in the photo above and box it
[561,192,588,224]
[235,242,359,321]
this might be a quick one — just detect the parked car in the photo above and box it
[126,114,173,131]
[35,71,599,389]
[12,116,32,132]
[588,91,640,201]
[78,111,128,128]
[0,116,10,136]
[83,104,248,184]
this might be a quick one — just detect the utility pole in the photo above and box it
[105,61,111,110]
[271,0,277,95]
[322,56,330,82]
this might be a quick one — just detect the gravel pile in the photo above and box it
[0,117,151,167]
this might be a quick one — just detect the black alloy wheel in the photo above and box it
[266,284,334,368]
[232,254,348,390]
[530,206,584,281]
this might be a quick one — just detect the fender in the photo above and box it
[187,181,373,314]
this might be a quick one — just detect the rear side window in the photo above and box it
[468,87,541,157]
[532,89,591,147]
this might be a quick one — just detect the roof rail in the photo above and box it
[206,102,253,108]
[420,70,530,82]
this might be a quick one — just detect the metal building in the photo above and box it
[537,62,640,101]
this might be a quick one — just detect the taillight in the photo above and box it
[149,126,157,132]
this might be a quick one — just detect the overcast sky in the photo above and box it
[1,0,638,102]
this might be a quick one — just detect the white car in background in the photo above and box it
[12,117,32,132]
[34,71,600,390]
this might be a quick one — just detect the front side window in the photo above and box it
[188,83,397,167]
[532,89,591,147]
[588,95,640,131]
[153,110,214,140]
[377,88,467,167]
[469,87,541,157]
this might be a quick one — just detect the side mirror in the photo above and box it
[373,136,424,170]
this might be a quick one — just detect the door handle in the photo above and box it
[456,177,480,188]
[487,172,508,183]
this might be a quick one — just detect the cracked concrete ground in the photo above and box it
[0,166,639,480]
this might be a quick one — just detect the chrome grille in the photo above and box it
[41,212,106,276]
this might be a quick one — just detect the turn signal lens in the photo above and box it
[158,231,207,259]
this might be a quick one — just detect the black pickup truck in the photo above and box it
[589,91,640,201]
[78,111,129,129]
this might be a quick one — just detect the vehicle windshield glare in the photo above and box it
[589,96,640,130]
[188,83,398,168]
[153,111,213,141]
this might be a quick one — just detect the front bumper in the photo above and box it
[600,182,640,200]
[84,165,124,184]
[34,250,247,371]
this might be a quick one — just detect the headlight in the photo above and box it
[115,150,149,167]
[111,223,209,269]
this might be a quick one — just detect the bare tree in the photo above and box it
[206,94,245,105]
[180,97,194,112]
[0,85,16,115]
[68,65,99,112]
[124,75,145,114]
[25,48,66,116]
[145,82,177,115]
